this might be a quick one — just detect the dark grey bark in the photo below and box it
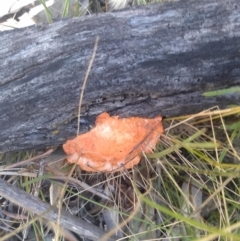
[0,0,240,152]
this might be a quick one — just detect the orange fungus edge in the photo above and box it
[63,112,164,172]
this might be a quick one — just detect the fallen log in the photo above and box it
[0,0,240,152]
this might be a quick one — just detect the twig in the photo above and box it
[0,178,115,241]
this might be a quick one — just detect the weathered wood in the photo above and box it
[0,178,115,241]
[0,0,240,152]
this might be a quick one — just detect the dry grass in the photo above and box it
[0,106,239,240]
[0,1,239,241]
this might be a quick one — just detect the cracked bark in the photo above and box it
[0,0,240,152]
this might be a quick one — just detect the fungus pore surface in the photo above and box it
[63,112,163,172]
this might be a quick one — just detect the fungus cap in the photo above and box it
[63,112,163,172]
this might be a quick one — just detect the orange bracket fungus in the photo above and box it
[63,112,164,172]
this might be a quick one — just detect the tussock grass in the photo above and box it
[0,1,239,240]
[1,106,239,240]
